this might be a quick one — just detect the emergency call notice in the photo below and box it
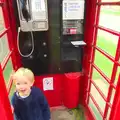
[63,0,84,20]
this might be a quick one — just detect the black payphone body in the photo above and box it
[13,0,86,75]
[61,0,86,73]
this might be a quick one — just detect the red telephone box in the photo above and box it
[0,0,120,120]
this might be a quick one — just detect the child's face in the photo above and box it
[14,75,33,96]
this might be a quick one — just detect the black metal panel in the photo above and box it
[47,0,61,73]
[21,31,50,75]
[60,0,85,73]
[61,46,83,73]
[17,0,62,75]
[13,0,84,75]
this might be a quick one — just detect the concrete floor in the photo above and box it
[51,106,85,120]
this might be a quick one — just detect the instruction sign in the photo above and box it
[31,0,46,20]
[43,77,54,91]
[63,0,84,20]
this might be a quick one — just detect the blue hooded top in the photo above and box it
[11,86,50,120]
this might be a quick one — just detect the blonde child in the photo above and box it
[11,67,51,120]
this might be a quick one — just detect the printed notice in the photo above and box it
[43,77,54,91]
[31,0,46,20]
[63,0,84,20]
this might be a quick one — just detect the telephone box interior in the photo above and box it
[13,0,86,75]
[0,0,120,120]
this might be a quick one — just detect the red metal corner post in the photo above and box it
[110,74,120,120]
[0,65,13,120]
[82,0,98,108]
[4,0,22,70]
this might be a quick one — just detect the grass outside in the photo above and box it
[101,9,120,16]
[94,35,116,79]
[90,32,120,119]
[2,59,15,99]
[88,7,120,120]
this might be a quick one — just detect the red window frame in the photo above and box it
[0,0,19,119]
[0,0,120,120]
[82,0,120,120]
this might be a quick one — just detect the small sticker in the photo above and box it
[70,28,77,34]
[43,77,54,91]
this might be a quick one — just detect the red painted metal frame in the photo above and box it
[1,51,12,70]
[0,28,9,38]
[84,103,96,120]
[91,80,108,106]
[110,74,120,120]
[82,0,120,120]
[104,37,120,119]
[0,0,18,119]
[97,1,120,5]
[0,65,13,120]
[96,25,120,36]
[81,0,98,119]
[34,75,64,107]
[91,79,113,109]
[0,1,4,6]
[2,0,20,70]
[95,46,120,66]
[7,77,13,94]
[7,0,22,68]
[0,0,120,120]
[89,92,104,117]
[92,63,116,89]
[84,0,102,119]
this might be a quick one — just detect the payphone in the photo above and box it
[13,0,50,75]
[13,0,86,74]
[61,0,86,72]
[16,0,48,31]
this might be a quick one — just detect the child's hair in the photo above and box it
[13,67,34,83]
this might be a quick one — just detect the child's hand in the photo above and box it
[10,71,15,81]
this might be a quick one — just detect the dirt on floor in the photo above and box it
[51,106,85,120]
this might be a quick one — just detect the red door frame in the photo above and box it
[110,74,120,120]
[0,65,13,120]
[81,0,97,119]
[0,0,120,120]
[0,0,19,119]
[82,0,120,120]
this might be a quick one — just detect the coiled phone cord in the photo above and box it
[17,27,34,58]
[17,0,34,57]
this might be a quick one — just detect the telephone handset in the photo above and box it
[21,0,31,22]
[16,0,48,31]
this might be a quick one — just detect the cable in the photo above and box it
[17,0,34,57]
[17,27,34,57]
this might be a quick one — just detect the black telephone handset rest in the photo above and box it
[22,0,31,22]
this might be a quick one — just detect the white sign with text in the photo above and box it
[63,0,84,20]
